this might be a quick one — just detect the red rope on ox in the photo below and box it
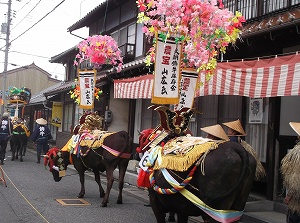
[44,147,59,172]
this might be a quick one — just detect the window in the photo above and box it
[111,23,136,57]
[141,100,160,130]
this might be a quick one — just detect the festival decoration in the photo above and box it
[7,86,31,104]
[69,80,103,105]
[74,35,123,73]
[137,0,245,78]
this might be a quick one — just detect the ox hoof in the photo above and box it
[101,202,108,207]
[11,158,14,161]
[20,159,23,162]
[117,200,123,204]
[77,194,84,198]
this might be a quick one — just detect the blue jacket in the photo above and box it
[31,124,52,143]
[0,117,13,140]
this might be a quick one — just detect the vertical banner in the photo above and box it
[51,102,63,127]
[78,69,96,109]
[174,68,198,110]
[152,37,182,104]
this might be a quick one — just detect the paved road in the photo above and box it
[0,149,159,223]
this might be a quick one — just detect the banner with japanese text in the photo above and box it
[51,101,62,127]
[174,68,198,110]
[152,37,182,104]
[78,69,96,109]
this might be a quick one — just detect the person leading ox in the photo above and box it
[31,118,52,163]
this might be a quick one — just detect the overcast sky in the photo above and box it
[0,0,105,80]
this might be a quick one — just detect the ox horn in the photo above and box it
[52,165,59,171]
[43,155,49,158]
[137,130,142,135]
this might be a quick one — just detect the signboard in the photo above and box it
[78,69,96,109]
[152,37,182,104]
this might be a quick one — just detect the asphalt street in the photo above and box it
[0,148,158,223]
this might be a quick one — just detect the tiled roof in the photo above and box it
[28,82,65,105]
[241,7,300,38]
[44,74,108,96]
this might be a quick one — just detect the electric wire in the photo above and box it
[11,0,41,31]
[0,0,66,51]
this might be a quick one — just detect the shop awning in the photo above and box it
[114,74,153,99]
[197,53,300,98]
[114,53,300,99]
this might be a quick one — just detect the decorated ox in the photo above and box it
[137,128,258,223]
[44,130,133,207]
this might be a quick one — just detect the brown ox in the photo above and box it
[44,130,133,207]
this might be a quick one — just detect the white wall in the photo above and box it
[280,96,300,136]
[107,84,130,132]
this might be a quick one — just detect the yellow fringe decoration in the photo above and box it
[281,142,300,213]
[240,140,266,180]
[152,141,217,171]
[79,132,114,148]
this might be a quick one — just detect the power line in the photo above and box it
[11,0,41,31]
[9,50,50,59]
[0,0,66,51]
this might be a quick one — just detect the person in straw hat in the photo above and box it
[222,119,266,180]
[200,124,229,141]
[222,119,246,143]
[281,122,300,223]
[31,118,52,163]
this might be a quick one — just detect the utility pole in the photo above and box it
[1,0,12,114]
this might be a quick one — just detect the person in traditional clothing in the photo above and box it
[200,124,229,141]
[222,119,266,180]
[222,119,246,142]
[281,122,300,223]
[31,118,52,163]
[0,112,13,165]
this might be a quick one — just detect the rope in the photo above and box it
[150,165,197,194]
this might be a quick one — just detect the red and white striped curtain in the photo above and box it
[196,53,300,98]
[114,53,300,99]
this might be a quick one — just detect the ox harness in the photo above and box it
[142,137,244,223]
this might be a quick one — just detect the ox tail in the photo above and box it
[210,142,249,205]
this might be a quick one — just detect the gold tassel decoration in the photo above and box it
[153,141,217,171]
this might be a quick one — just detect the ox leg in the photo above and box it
[101,167,114,207]
[116,160,129,204]
[176,214,188,223]
[168,212,175,222]
[149,189,166,223]
[19,141,24,162]
[92,169,105,198]
[77,172,85,198]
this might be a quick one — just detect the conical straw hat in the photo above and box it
[222,119,246,136]
[201,124,229,141]
[289,122,300,136]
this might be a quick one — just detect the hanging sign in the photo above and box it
[51,102,63,127]
[174,68,198,110]
[78,70,96,109]
[249,98,263,123]
[152,37,182,104]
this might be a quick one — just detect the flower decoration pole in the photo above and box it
[137,0,245,79]
[74,35,124,73]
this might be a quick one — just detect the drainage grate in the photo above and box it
[56,199,91,206]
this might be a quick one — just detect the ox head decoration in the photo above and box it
[44,147,66,182]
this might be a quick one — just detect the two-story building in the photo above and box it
[45,0,300,201]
